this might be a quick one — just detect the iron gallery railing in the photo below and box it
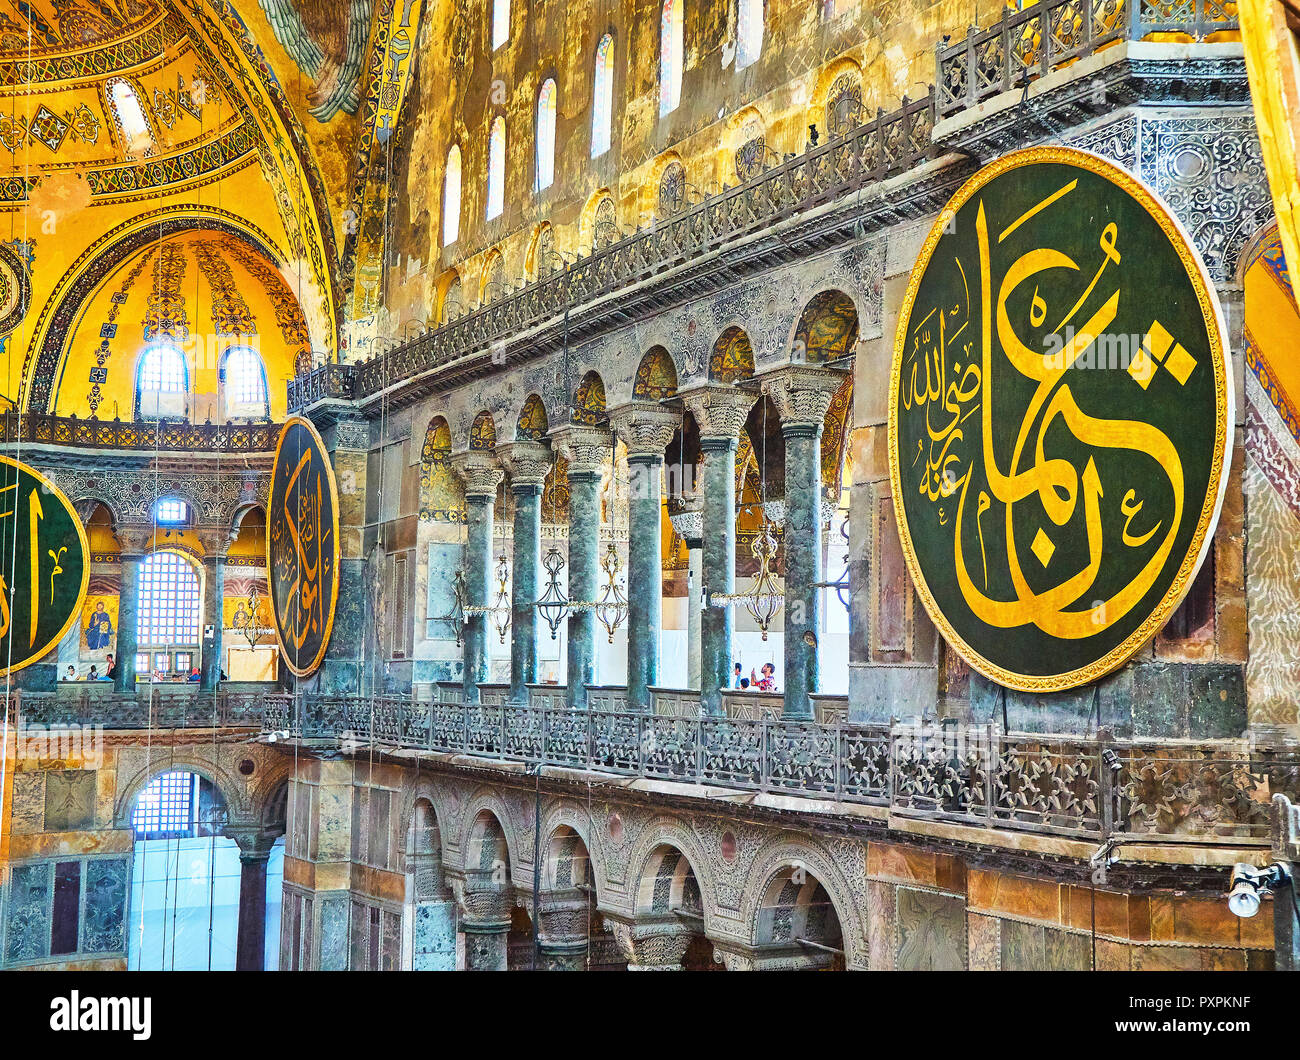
[288,0,1239,416]
[0,412,280,453]
[935,0,1238,118]
[263,694,1298,843]
[4,689,267,729]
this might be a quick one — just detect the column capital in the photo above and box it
[450,449,505,498]
[604,913,697,970]
[222,824,281,862]
[679,383,754,441]
[495,440,553,488]
[758,364,848,429]
[549,424,611,475]
[608,401,681,459]
[115,527,153,557]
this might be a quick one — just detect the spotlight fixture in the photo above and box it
[1226,861,1293,918]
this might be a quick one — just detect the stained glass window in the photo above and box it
[736,0,763,70]
[536,79,557,191]
[131,772,198,838]
[492,0,509,49]
[443,145,462,246]
[155,498,187,524]
[487,117,506,220]
[592,35,614,157]
[660,0,684,117]
[138,345,186,392]
[223,346,268,407]
[138,551,201,649]
[107,78,152,153]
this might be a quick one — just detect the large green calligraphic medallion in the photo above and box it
[267,417,340,677]
[0,457,89,676]
[889,147,1232,692]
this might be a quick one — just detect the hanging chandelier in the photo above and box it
[440,569,469,647]
[461,555,512,643]
[536,545,569,639]
[713,512,783,639]
[594,541,628,643]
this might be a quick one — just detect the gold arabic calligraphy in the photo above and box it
[904,181,1187,640]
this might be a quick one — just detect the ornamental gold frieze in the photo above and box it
[0,6,183,88]
[888,146,1232,693]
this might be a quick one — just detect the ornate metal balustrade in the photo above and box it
[0,412,280,453]
[4,689,269,729]
[936,0,1238,118]
[269,695,1296,844]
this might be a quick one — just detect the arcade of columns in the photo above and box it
[447,364,846,717]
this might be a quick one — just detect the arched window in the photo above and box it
[736,0,763,70]
[492,0,509,49]
[137,551,201,674]
[591,34,614,157]
[487,116,506,220]
[154,498,188,525]
[535,79,557,192]
[136,344,187,420]
[660,0,684,117]
[443,145,462,246]
[221,346,269,417]
[106,78,153,154]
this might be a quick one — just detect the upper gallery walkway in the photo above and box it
[288,0,1241,417]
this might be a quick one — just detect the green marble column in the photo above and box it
[113,546,142,693]
[762,365,847,719]
[452,452,504,704]
[551,426,611,710]
[681,386,755,715]
[611,402,681,712]
[497,442,552,704]
[201,552,225,690]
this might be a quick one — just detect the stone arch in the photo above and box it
[727,104,769,183]
[230,501,266,539]
[647,151,687,220]
[453,788,523,880]
[790,288,859,365]
[621,816,719,929]
[572,369,607,426]
[632,346,679,400]
[480,248,506,303]
[709,325,755,383]
[112,754,252,829]
[420,415,465,522]
[543,823,595,893]
[583,187,619,250]
[468,409,497,451]
[526,223,558,281]
[437,268,463,323]
[23,206,291,413]
[738,836,868,970]
[814,57,864,139]
[516,392,549,440]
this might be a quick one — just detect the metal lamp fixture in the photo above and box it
[536,545,569,639]
[462,554,512,643]
[594,541,628,643]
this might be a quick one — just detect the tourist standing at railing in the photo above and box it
[733,662,743,688]
[751,663,777,693]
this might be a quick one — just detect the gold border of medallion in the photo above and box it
[0,455,90,678]
[267,415,342,678]
[888,146,1233,692]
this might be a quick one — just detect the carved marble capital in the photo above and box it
[605,914,697,969]
[549,424,612,475]
[457,882,514,929]
[759,364,848,429]
[450,450,505,498]
[608,401,681,459]
[495,441,553,488]
[115,528,154,558]
[679,384,755,441]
